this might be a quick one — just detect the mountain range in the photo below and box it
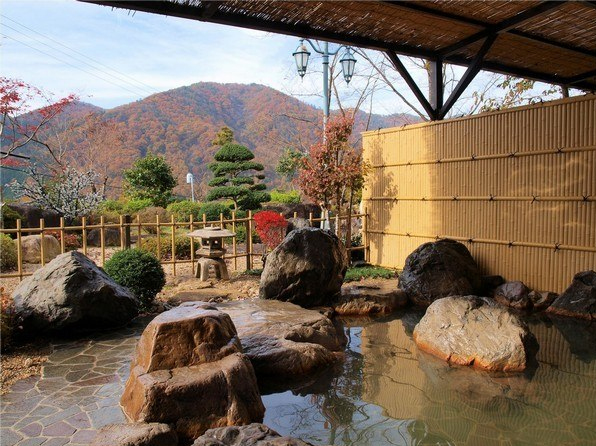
[5,82,418,198]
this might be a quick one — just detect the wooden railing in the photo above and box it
[0,210,368,281]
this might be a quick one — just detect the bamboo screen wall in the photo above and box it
[362,95,596,293]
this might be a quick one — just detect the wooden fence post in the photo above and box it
[59,217,66,254]
[363,206,369,263]
[16,219,23,281]
[246,210,253,271]
[39,218,45,266]
[136,214,142,248]
[124,215,132,249]
[232,211,237,271]
[190,214,195,276]
[156,213,161,260]
[100,215,106,266]
[82,216,88,256]
[171,214,176,277]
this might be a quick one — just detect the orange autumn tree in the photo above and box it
[297,115,368,217]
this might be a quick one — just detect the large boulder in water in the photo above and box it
[398,239,482,306]
[121,303,264,442]
[193,423,317,446]
[12,251,139,333]
[547,270,596,320]
[259,228,347,308]
[413,295,537,372]
[215,300,345,380]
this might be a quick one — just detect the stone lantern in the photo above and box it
[188,226,235,281]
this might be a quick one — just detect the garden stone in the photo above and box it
[121,353,264,442]
[547,270,596,320]
[12,251,139,334]
[333,282,407,316]
[413,295,537,372]
[121,304,264,441]
[398,239,482,306]
[192,423,317,446]
[216,300,345,379]
[286,217,310,234]
[88,228,121,247]
[493,281,531,311]
[21,234,61,263]
[130,303,242,374]
[259,228,347,308]
[91,422,178,446]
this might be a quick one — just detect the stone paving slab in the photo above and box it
[1,317,152,446]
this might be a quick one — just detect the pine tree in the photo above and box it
[206,142,270,211]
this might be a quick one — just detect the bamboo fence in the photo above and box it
[0,211,368,281]
[362,95,596,293]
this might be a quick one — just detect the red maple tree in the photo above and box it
[296,115,367,214]
[254,210,288,250]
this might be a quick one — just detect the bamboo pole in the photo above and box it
[156,214,161,260]
[247,210,253,271]
[309,212,313,226]
[137,214,142,248]
[82,217,87,256]
[100,215,106,266]
[171,214,176,276]
[190,214,195,276]
[119,215,125,250]
[16,219,22,281]
[59,217,66,254]
[232,211,237,270]
[39,218,45,266]
[363,206,369,263]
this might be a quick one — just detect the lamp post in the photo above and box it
[293,39,356,130]
[186,172,195,202]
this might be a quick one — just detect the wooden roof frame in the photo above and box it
[79,0,596,120]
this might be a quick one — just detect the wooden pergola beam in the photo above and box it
[439,1,565,57]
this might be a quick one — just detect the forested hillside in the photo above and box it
[9,82,417,198]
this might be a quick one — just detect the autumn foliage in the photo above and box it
[297,115,367,212]
[253,211,288,250]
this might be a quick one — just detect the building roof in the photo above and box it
[81,0,596,91]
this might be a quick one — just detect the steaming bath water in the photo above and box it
[263,312,596,445]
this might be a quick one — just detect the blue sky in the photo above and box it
[1,0,567,117]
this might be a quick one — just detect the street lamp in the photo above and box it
[292,39,357,129]
[186,172,195,202]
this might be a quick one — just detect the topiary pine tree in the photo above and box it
[206,142,270,211]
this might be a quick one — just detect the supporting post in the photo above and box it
[429,59,443,111]
[124,215,132,249]
[385,51,436,119]
[439,35,496,119]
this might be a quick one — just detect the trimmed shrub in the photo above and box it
[270,189,301,204]
[0,206,23,230]
[137,207,170,234]
[0,234,17,271]
[98,199,126,214]
[344,265,397,282]
[198,202,232,222]
[104,249,165,309]
[140,233,192,260]
[167,200,203,222]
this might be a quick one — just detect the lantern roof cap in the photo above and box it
[188,226,235,239]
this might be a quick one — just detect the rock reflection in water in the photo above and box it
[263,312,596,446]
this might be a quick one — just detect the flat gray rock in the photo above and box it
[91,422,178,446]
[192,423,317,446]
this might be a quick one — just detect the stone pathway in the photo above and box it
[1,317,151,446]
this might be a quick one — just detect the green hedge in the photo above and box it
[0,235,17,271]
[140,234,192,260]
[167,201,203,221]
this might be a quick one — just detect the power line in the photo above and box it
[1,23,155,97]
[0,33,150,98]
[1,15,160,96]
